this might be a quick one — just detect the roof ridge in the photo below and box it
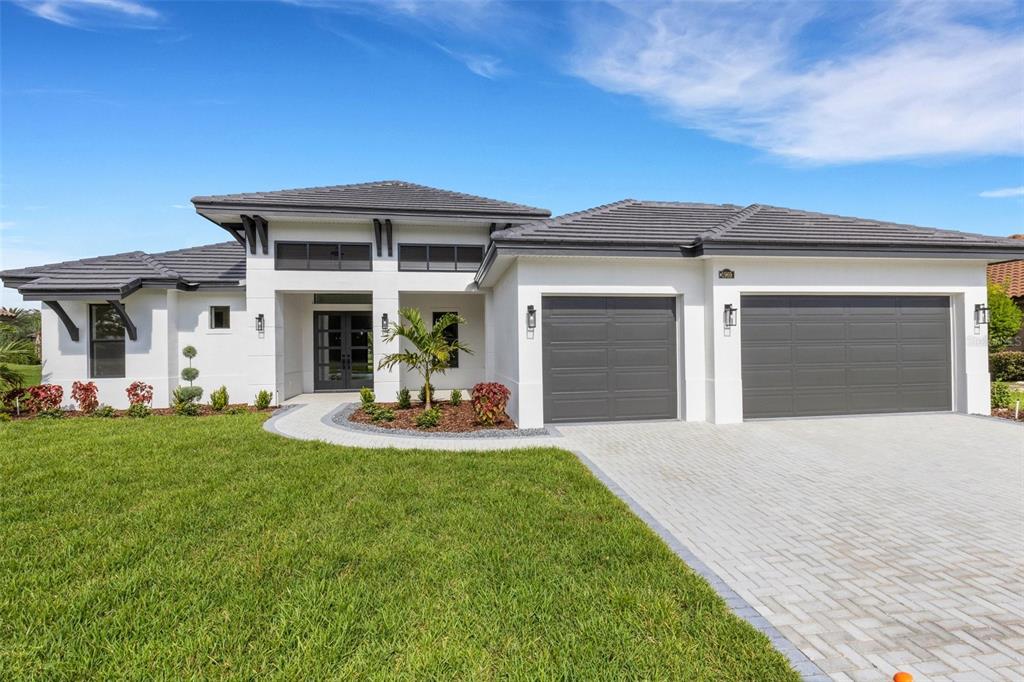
[135,252,181,279]
[492,199,639,239]
[699,203,763,240]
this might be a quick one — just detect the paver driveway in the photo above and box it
[557,414,1024,681]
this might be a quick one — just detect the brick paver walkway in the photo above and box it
[558,415,1024,682]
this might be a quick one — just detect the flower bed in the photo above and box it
[2,404,274,421]
[349,401,516,433]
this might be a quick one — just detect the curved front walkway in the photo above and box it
[264,393,563,450]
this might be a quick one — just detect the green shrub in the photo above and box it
[182,345,197,359]
[991,382,1017,409]
[94,404,116,418]
[209,386,229,411]
[990,351,1024,382]
[396,387,411,409]
[174,401,201,417]
[370,406,395,422]
[181,367,199,383]
[359,387,375,408]
[0,412,11,422]
[228,406,248,415]
[415,407,441,429]
[254,390,273,410]
[127,403,150,419]
[36,408,64,420]
[418,384,432,405]
[172,386,203,416]
[449,388,462,406]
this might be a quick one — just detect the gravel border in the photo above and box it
[328,403,552,439]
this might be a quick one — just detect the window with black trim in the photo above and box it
[399,244,484,272]
[210,306,230,329]
[90,303,125,378]
[432,311,459,368]
[274,241,372,271]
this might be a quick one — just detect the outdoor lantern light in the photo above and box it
[381,312,389,333]
[723,304,738,329]
[255,313,265,333]
[974,303,990,326]
[526,305,537,330]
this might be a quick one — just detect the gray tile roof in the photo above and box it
[1,242,244,298]
[491,200,1024,255]
[192,180,551,219]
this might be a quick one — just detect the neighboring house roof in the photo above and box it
[192,180,551,219]
[989,260,1024,298]
[0,242,244,300]
[489,200,1024,260]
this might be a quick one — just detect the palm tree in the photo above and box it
[377,308,472,409]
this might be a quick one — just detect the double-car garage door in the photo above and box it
[741,295,952,418]
[541,293,952,424]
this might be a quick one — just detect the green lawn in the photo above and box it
[6,363,41,387]
[0,414,797,680]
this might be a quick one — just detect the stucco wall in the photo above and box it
[397,292,486,392]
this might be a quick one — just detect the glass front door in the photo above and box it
[314,312,374,391]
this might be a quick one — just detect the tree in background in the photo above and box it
[988,282,1023,352]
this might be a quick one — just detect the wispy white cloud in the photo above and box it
[15,0,160,29]
[980,186,1024,198]
[569,1,1024,164]
[433,42,504,78]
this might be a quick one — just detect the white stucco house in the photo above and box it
[4,180,1023,428]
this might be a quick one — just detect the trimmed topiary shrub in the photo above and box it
[172,385,203,416]
[254,389,273,410]
[415,407,441,428]
[396,387,411,409]
[990,351,1024,382]
[471,382,511,426]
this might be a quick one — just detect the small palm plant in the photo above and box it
[377,308,471,409]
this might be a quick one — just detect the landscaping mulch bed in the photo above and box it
[2,404,275,420]
[349,401,515,432]
[992,408,1024,422]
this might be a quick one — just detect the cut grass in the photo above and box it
[0,414,797,680]
[5,363,40,387]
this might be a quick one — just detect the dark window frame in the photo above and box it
[398,243,484,272]
[89,303,126,379]
[210,305,231,329]
[432,310,460,369]
[274,241,373,271]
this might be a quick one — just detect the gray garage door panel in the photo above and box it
[741,295,952,418]
[543,296,677,424]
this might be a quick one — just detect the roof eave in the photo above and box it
[192,200,550,221]
[696,239,1024,260]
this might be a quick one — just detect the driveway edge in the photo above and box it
[571,448,831,682]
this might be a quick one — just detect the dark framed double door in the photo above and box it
[314,312,374,391]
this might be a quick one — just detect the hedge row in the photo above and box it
[990,351,1024,382]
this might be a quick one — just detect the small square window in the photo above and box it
[210,306,230,329]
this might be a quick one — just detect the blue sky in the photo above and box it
[2,0,1023,307]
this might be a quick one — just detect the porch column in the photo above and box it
[373,287,400,401]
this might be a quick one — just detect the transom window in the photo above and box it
[210,306,230,329]
[275,241,372,271]
[432,311,460,368]
[398,244,484,272]
[90,303,125,378]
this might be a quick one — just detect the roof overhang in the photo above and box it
[695,239,1024,261]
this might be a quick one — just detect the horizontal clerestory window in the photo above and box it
[275,242,373,271]
[398,244,484,272]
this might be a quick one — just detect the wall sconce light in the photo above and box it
[255,313,265,333]
[974,303,989,326]
[723,304,738,329]
[381,312,389,333]
[526,304,537,330]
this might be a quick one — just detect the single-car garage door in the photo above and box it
[542,296,677,423]
[741,295,952,418]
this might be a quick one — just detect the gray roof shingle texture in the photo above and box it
[192,180,551,219]
[1,242,244,296]
[492,200,1024,252]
